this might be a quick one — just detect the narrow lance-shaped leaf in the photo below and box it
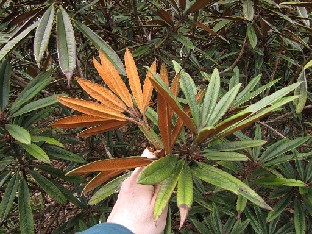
[294,69,307,114]
[146,68,196,133]
[177,163,193,228]
[78,120,127,137]
[139,125,163,150]
[266,194,291,222]
[20,143,50,163]
[66,157,153,175]
[0,173,19,220]
[0,59,11,111]
[51,115,108,128]
[125,48,144,113]
[142,61,156,113]
[254,177,305,187]
[56,6,76,82]
[294,198,306,234]
[203,151,248,161]
[193,162,271,210]
[138,155,178,185]
[5,124,31,145]
[0,20,39,61]
[19,178,35,234]
[34,5,54,66]
[31,136,63,147]
[247,24,257,49]
[185,0,212,15]
[212,140,266,151]
[74,21,125,75]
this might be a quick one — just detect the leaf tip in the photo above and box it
[179,204,189,229]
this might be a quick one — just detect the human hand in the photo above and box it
[107,149,167,234]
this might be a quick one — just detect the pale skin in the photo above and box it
[107,149,168,234]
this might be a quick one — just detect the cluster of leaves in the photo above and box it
[0,0,311,233]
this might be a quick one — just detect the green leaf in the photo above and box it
[207,83,241,126]
[177,163,193,207]
[235,74,260,103]
[193,162,271,210]
[247,24,257,48]
[18,177,34,234]
[34,5,55,66]
[20,143,50,163]
[294,70,307,114]
[30,170,66,204]
[212,140,266,151]
[0,59,11,111]
[230,219,250,234]
[137,155,178,185]
[139,125,163,150]
[246,82,300,113]
[304,60,312,70]
[0,173,19,220]
[13,95,58,117]
[43,145,85,163]
[260,137,309,163]
[5,124,31,144]
[89,173,130,205]
[164,206,172,234]
[74,21,126,76]
[203,151,248,161]
[201,68,220,127]
[0,156,14,171]
[10,70,53,113]
[154,161,183,219]
[243,0,254,21]
[179,69,199,127]
[294,198,306,234]
[267,194,291,222]
[56,6,76,81]
[236,194,247,213]
[254,177,305,187]
[31,135,63,147]
[0,20,39,61]
[172,33,195,49]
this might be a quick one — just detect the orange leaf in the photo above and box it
[169,73,180,120]
[148,74,196,133]
[78,120,127,137]
[66,157,153,176]
[125,48,144,113]
[83,170,123,193]
[158,64,171,154]
[171,107,190,147]
[93,51,133,107]
[51,115,108,128]
[57,96,127,121]
[142,60,157,113]
[77,77,126,112]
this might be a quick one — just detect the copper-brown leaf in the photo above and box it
[185,0,211,15]
[83,170,123,193]
[169,73,180,120]
[142,60,157,113]
[66,157,153,176]
[94,51,133,107]
[78,120,127,137]
[157,9,174,26]
[125,48,144,113]
[57,96,127,121]
[77,77,126,112]
[171,107,190,147]
[51,115,108,128]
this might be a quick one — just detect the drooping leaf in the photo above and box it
[83,170,123,193]
[294,70,307,114]
[137,155,178,185]
[0,173,19,220]
[88,173,130,205]
[266,194,291,222]
[0,20,38,61]
[203,151,248,161]
[34,5,54,66]
[77,77,126,112]
[5,124,31,144]
[177,163,193,228]
[57,96,127,121]
[201,68,220,127]
[125,48,144,113]
[12,95,58,117]
[193,162,271,210]
[0,59,11,111]
[66,157,153,176]
[78,120,127,137]
[18,178,34,234]
[51,115,108,128]
[142,61,157,113]
[154,161,183,219]
[10,71,53,113]
[254,177,305,187]
[74,21,125,75]
[147,68,196,133]
[56,6,76,81]
[212,140,266,151]
[294,198,306,234]
[30,170,66,204]
[20,143,50,163]
[94,52,133,107]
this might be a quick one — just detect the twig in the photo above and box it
[258,121,286,139]
[220,36,247,74]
